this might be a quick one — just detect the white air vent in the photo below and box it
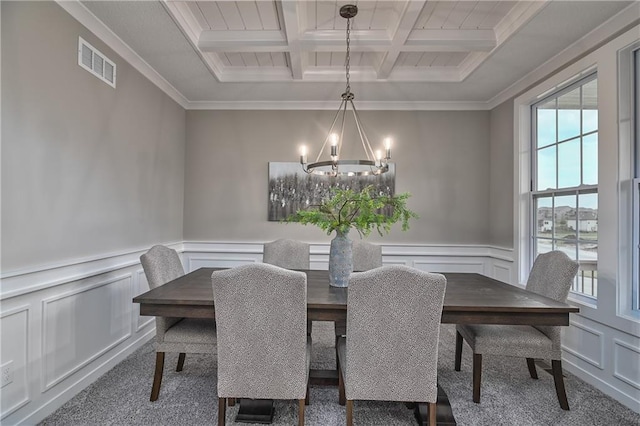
[78,37,116,88]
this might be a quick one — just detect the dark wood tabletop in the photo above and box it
[134,267,579,326]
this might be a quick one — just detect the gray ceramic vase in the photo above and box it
[329,230,353,287]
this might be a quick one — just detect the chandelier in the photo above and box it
[299,4,392,177]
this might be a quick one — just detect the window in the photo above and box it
[531,73,598,299]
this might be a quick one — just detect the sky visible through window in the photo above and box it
[536,108,598,209]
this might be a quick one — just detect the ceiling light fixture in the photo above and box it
[299,4,392,177]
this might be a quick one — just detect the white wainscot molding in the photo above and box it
[182,241,515,284]
[562,315,640,413]
[0,305,31,420]
[0,243,175,425]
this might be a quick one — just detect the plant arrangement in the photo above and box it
[286,185,418,237]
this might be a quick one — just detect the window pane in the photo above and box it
[536,238,554,256]
[582,133,598,185]
[537,101,556,148]
[536,196,553,237]
[582,79,598,133]
[558,88,581,141]
[578,193,598,243]
[537,146,556,190]
[558,138,581,188]
[555,195,576,240]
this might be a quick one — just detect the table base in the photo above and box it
[235,399,274,424]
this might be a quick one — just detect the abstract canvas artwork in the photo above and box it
[268,162,396,221]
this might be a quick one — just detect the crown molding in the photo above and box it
[487,3,640,109]
[55,0,189,109]
[186,100,491,111]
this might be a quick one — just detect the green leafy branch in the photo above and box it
[286,185,418,238]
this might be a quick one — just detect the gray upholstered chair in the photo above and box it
[351,240,382,272]
[140,245,217,401]
[454,250,579,410]
[263,239,310,270]
[337,266,446,426]
[212,263,311,426]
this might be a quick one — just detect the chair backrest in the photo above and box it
[526,250,579,349]
[140,245,186,342]
[526,250,579,303]
[345,265,446,403]
[140,245,184,289]
[352,240,382,271]
[212,263,308,400]
[263,239,310,270]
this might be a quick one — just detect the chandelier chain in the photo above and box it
[345,17,351,95]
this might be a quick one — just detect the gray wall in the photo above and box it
[184,110,491,245]
[489,99,515,247]
[1,2,186,271]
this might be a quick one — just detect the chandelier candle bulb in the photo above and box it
[384,138,392,160]
[376,150,382,167]
[300,145,307,164]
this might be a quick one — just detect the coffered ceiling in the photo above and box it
[71,1,635,108]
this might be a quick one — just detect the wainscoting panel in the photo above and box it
[413,259,485,274]
[0,243,177,424]
[613,338,640,390]
[41,274,133,391]
[0,306,31,419]
[134,269,154,332]
[563,320,604,369]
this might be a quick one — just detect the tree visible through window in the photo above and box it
[531,74,598,299]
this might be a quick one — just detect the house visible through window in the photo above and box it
[531,73,598,299]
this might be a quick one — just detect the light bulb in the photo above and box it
[299,145,307,164]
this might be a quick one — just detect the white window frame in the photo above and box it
[617,41,640,319]
[530,73,599,301]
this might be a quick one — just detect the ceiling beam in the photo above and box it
[280,0,305,79]
[377,0,425,79]
[198,30,288,52]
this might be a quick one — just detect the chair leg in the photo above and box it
[346,400,353,426]
[526,358,538,379]
[218,398,226,426]
[228,398,235,407]
[298,399,305,426]
[176,353,186,372]
[472,353,482,403]
[150,352,165,401]
[428,402,437,425]
[305,383,310,406]
[552,359,570,410]
[455,331,463,371]
[338,359,346,406]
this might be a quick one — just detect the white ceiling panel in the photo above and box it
[78,0,635,106]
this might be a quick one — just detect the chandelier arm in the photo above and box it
[315,98,347,163]
[337,99,348,161]
[349,99,377,161]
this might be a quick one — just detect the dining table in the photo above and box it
[134,267,579,425]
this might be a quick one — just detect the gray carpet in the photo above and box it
[40,322,640,425]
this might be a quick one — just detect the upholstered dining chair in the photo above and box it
[263,238,310,270]
[140,245,217,402]
[212,263,311,426]
[351,240,382,272]
[337,265,447,426]
[454,250,579,410]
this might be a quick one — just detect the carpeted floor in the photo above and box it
[40,322,640,425]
